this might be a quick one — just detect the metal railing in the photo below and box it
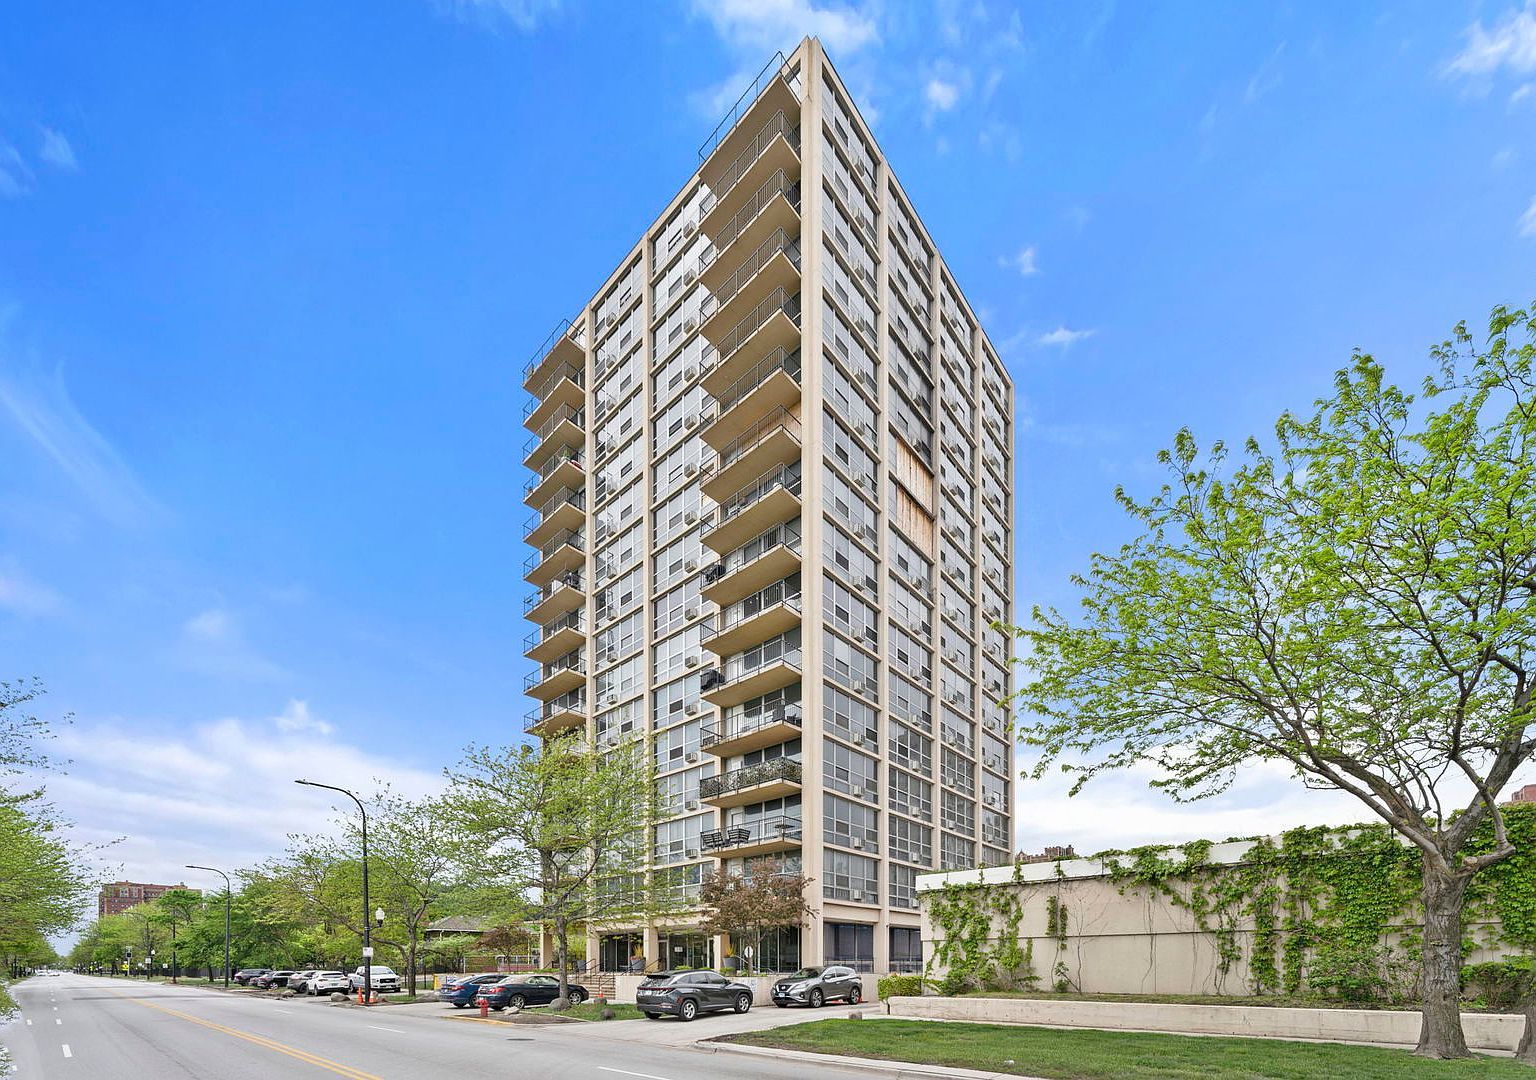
[710,589,800,640]
[715,287,800,369]
[701,814,802,851]
[522,528,585,574]
[522,405,585,454]
[718,644,801,684]
[523,693,586,734]
[522,609,584,653]
[523,450,584,496]
[702,525,802,586]
[714,169,801,251]
[700,758,802,801]
[709,407,800,479]
[698,50,792,160]
[709,110,801,203]
[524,318,576,384]
[523,571,583,613]
[524,652,585,692]
[705,229,800,314]
[704,702,803,747]
[707,463,801,528]
[712,347,802,415]
[524,487,585,534]
[522,363,585,419]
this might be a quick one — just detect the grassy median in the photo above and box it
[722,1019,1531,1079]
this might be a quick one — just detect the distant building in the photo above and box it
[98,881,197,917]
[1017,845,1077,865]
[1508,784,1536,805]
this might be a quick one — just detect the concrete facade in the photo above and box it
[521,37,1015,975]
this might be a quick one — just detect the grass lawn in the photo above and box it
[723,1019,1530,1079]
[558,1001,645,1021]
[960,989,1513,1014]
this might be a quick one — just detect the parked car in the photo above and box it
[636,970,753,1021]
[475,974,587,1012]
[254,970,296,989]
[770,965,864,1008]
[307,971,351,996]
[439,973,505,1008]
[233,968,271,986]
[286,970,320,993]
[348,966,401,993]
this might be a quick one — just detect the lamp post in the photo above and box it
[295,779,373,1005]
[187,864,233,987]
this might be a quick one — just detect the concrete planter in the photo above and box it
[885,995,1524,1053]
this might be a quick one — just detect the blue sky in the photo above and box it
[2,1,1534,891]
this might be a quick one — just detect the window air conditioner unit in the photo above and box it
[685,702,702,716]
[851,839,863,850]
[684,316,698,332]
[685,751,699,763]
[684,511,699,525]
[684,463,699,478]
[603,695,618,706]
[685,848,699,859]
[685,655,701,669]
[684,269,697,286]
[685,799,700,810]
[685,219,698,237]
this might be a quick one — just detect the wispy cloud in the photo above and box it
[173,607,288,681]
[38,127,77,172]
[0,561,64,618]
[998,244,1039,276]
[690,0,879,55]
[0,357,161,528]
[436,0,563,32]
[1519,195,1536,238]
[925,76,961,113]
[1443,2,1536,80]
[273,698,333,736]
[1036,325,1097,348]
[0,141,32,199]
[1243,42,1286,104]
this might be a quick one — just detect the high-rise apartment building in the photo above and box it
[521,37,1014,976]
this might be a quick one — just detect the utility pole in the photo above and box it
[186,864,233,987]
[295,779,373,1005]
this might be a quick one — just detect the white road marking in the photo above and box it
[598,1069,675,1080]
[25,1019,32,1026]
[61,1045,72,1058]
[365,1024,407,1034]
[55,1018,62,1025]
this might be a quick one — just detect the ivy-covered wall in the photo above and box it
[919,805,1536,1001]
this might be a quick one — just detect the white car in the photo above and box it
[348,966,401,993]
[308,971,351,995]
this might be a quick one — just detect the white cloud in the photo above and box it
[0,141,32,199]
[0,359,161,528]
[173,608,287,681]
[184,608,232,641]
[38,127,77,172]
[999,244,1039,276]
[42,705,444,896]
[1444,2,1536,79]
[0,561,64,617]
[1036,326,1097,347]
[691,0,878,55]
[1513,81,1536,105]
[1520,196,1536,238]
[1243,41,1286,104]
[925,76,960,112]
[439,0,563,32]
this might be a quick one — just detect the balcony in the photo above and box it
[525,652,586,701]
[701,288,801,397]
[704,592,801,658]
[524,450,584,509]
[524,487,585,549]
[524,364,586,431]
[523,527,584,587]
[702,464,801,554]
[699,229,801,345]
[703,350,802,454]
[701,815,802,859]
[700,758,803,809]
[524,571,584,625]
[701,528,802,607]
[524,321,584,392]
[702,107,802,226]
[524,695,585,738]
[700,167,801,258]
[523,609,584,664]
[703,703,803,758]
[700,647,801,709]
[523,405,585,470]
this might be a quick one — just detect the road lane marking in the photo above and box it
[109,994,381,1080]
[55,1018,62,1025]
[61,1045,72,1058]
[598,1069,675,1080]
[25,1019,31,1026]
[365,1025,406,1034]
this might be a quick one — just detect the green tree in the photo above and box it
[698,859,812,976]
[1011,304,1536,1060]
[449,733,652,1003]
[148,889,204,982]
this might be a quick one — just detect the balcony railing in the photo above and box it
[714,287,800,367]
[524,653,585,692]
[522,528,585,575]
[523,692,585,734]
[704,229,801,313]
[708,463,800,525]
[522,609,584,653]
[702,814,802,851]
[712,590,800,637]
[713,169,801,252]
[706,645,801,690]
[709,110,801,201]
[713,347,802,415]
[699,757,802,801]
[522,405,585,456]
[523,571,583,613]
[523,319,580,385]
[704,702,803,748]
[522,363,585,419]
[703,526,802,585]
[524,488,585,536]
[523,450,584,495]
[698,50,792,160]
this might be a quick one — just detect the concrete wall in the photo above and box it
[885,996,1524,1053]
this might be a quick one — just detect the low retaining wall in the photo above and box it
[885,996,1524,1053]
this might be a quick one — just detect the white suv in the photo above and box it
[348,966,401,993]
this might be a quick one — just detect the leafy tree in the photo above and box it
[449,733,652,1003]
[698,859,812,975]
[148,889,204,982]
[1011,304,1535,1060]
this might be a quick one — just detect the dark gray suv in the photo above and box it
[635,970,753,1021]
[770,965,864,1008]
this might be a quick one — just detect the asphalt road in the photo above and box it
[1,974,877,1080]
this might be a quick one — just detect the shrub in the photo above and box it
[1461,957,1536,1011]
[878,974,923,999]
[937,969,972,997]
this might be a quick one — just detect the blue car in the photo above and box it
[440,973,505,1008]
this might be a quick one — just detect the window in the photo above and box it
[889,768,932,821]
[940,832,975,871]
[823,853,879,904]
[824,629,879,699]
[941,790,976,837]
[889,721,932,777]
[889,816,932,866]
[889,865,919,911]
[823,684,879,749]
[823,740,878,800]
[824,794,878,850]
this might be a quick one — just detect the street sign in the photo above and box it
[362,947,374,959]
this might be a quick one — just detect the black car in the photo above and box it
[440,973,504,1008]
[771,965,864,1008]
[233,968,270,986]
[475,974,588,1011]
[636,970,753,1021]
[254,970,296,989]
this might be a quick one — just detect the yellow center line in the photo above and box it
[110,992,382,1080]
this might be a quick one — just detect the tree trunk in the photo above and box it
[1415,867,1471,1059]
[1516,1005,1536,1065]
[555,913,568,1000]
[408,940,418,999]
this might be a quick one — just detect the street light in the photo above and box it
[295,779,373,1005]
[187,864,233,987]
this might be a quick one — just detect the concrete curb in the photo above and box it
[694,1039,1044,1080]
